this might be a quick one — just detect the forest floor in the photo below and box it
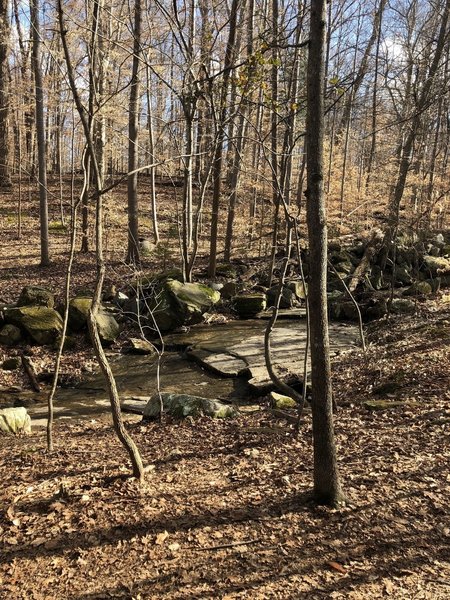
[1,180,450,598]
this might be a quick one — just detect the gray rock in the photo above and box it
[143,392,236,420]
[221,281,239,299]
[390,298,416,314]
[123,337,156,355]
[286,280,308,301]
[267,285,297,309]
[68,298,120,344]
[0,324,22,346]
[17,286,54,309]
[149,280,221,332]
[186,346,248,377]
[0,407,31,434]
[96,311,120,345]
[395,265,413,286]
[5,306,63,345]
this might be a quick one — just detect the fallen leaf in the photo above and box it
[168,542,180,552]
[327,561,348,574]
[155,530,169,545]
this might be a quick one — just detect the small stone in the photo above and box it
[0,324,22,346]
[124,337,156,355]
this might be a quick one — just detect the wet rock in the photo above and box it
[233,294,266,318]
[2,357,21,371]
[0,324,22,346]
[5,306,63,345]
[0,406,31,434]
[17,286,54,309]
[143,392,236,420]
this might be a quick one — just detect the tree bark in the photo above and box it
[31,0,49,266]
[0,0,12,188]
[126,0,142,264]
[306,0,344,506]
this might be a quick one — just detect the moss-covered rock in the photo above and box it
[143,392,236,420]
[0,324,22,346]
[390,298,415,315]
[363,400,416,411]
[423,255,450,276]
[215,263,238,279]
[267,285,297,309]
[233,294,267,318]
[403,281,433,297]
[68,297,92,331]
[5,306,63,345]
[269,391,297,409]
[0,407,31,434]
[166,279,220,323]
[17,286,54,308]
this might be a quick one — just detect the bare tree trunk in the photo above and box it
[306,0,344,506]
[0,0,11,188]
[146,63,159,244]
[58,0,144,480]
[208,0,241,277]
[31,0,49,266]
[126,0,142,263]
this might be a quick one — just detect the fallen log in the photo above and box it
[348,228,384,293]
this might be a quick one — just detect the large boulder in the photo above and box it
[143,392,236,420]
[17,286,54,308]
[68,297,120,344]
[0,407,31,434]
[150,280,220,332]
[68,297,91,331]
[267,285,298,309]
[5,306,63,345]
[0,324,22,346]
[422,255,450,276]
[96,311,120,345]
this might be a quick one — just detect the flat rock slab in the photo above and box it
[186,347,248,377]
[185,321,360,392]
